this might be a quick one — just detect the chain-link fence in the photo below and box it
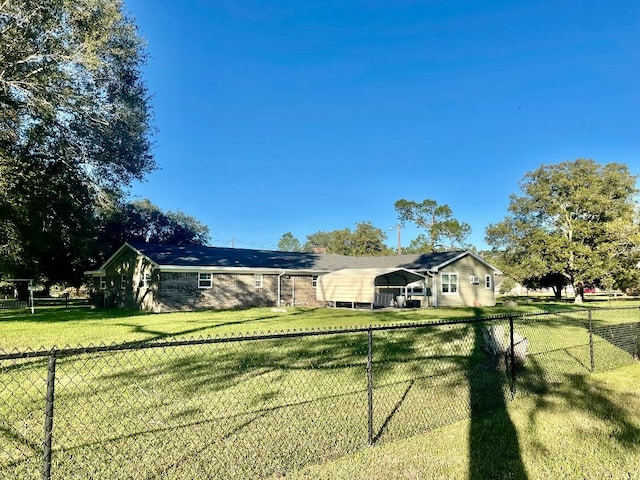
[1,307,639,479]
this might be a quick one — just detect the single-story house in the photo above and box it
[86,242,501,311]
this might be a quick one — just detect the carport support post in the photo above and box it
[367,328,374,445]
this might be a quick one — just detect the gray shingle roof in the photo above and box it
[127,242,473,273]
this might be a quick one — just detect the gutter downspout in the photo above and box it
[431,271,438,307]
[421,278,427,308]
[278,270,286,307]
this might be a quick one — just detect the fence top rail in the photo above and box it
[1,306,637,361]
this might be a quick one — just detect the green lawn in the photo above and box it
[1,297,638,351]
[288,363,640,480]
[1,302,639,479]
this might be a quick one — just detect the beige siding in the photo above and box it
[315,269,426,305]
[436,255,496,307]
[316,274,375,303]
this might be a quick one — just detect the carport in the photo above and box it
[315,268,427,309]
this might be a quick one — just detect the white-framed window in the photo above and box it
[121,274,127,290]
[485,274,492,289]
[141,273,152,288]
[441,273,458,294]
[312,275,318,288]
[254,274,264,289]
[99,276,106,290]
[198,273,212,289]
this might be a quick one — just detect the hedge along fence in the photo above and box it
[1,308,639,480]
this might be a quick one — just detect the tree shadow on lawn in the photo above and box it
[524,355,640,450]
[80,318,513,437]
[467,321,529,480]
[467,316,640,480]
[97,332,375,398]
[478,310,637,475]
[0,422,41,466]
[109,307,321,344]
[43,327,465,478]
[0,305,151,324]
[46,310,639,477]
[560,374,640,447]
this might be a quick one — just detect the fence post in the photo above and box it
[42,349,57,480]
[509,315,516,398]
[589,309,595,373]
[367,328,374,445]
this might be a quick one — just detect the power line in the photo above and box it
[209,237,278,250]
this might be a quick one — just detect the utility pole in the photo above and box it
[391,225,402,254]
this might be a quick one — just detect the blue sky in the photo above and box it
[125,0,640,251]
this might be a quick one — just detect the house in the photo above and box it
[86,242,501,311]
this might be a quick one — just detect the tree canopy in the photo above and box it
[485,159,640,298]
[394,198,471,252]
[277,232,302,252]
[0,0,155,287]
[94,199,210,262]
[302,222,393,256]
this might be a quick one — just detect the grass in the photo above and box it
[1,296,638,351]
[1,300,639,479]
[287,363,640,480]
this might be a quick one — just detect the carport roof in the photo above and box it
[320,268,426,286]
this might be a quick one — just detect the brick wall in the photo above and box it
[155,272,324,312]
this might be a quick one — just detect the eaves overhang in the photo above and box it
[84,270,106,276]
[156,265,331,275]
[428,251,502,274]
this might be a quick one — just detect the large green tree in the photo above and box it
[485,159,640,299]
[277,232,302,252]
[303,222,393,256]
[0,0,155,289]
[94,199,210,263]
[394,198,471,252]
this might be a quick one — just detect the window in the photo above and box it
[485,275,492,289]
[441,273,458,294]
[138,273,151,288]
[198,273,212,289]
[254,274,263,289]
[121,274,127,290]
[99,277,106,290]
[312,275,318,288]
